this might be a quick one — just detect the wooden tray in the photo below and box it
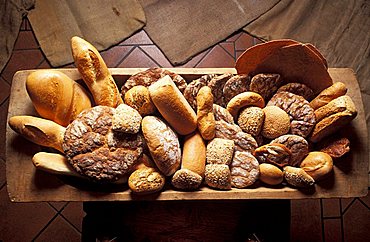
[6,68,368,202]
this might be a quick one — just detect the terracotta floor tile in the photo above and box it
[177,49,210,68]
[36,59,52,69]
[254,37,264,45]
[290,200,323,242]
[48,202,68,212]
[322,198,341,217]
[13,31,39,50]
[323,219,342,242]
[219,42,235,59]
[120,30,153,45]
[100,46,135,68]
[235,33,254,51]
[358,190,370,208]
[1,49,44,83]
[0,159,5,188]
[341,197,356,213]
[226,32,242,42]
[140,46,173,68]
[117,47,158,68]
[343,199,370,242]
[34,215,81,242]
[0,187,56,241]
[196,45,235,68]
[235,50,246,60]
[20,18,27,31]
[61,202,84,232]
[0,99,9,161]
[0,76,10,105]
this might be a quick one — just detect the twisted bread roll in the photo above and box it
[71,36,123,107]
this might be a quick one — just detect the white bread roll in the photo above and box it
[300,152,333,181]
[148,75,197,135]
[71,36,123,107]
[8,116,65,153]
[26,70,92,126]
[181,132,206,176]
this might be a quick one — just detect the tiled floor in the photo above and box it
[0,18,369,241]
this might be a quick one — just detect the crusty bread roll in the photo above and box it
[196,86,216,140]
[205,164,231,190]
[71,36,123,107]
[148,75,197,135]
[310,82,347,110]
[259,163,284,186]
[128,166,165,194]
[237,106,265,136]
[283,166,315,188]
[8,116,65,153]
[261,106,290,139]
[112,104,142,134]
[300,152,333,181]
[32,152,128,184]
[26,70,92,126]
[226,91,265,120]
[171,132,206,190]
[206,138,234,165]
[124,85,156,116]
[141,116,181,176]
[314,95,356,122]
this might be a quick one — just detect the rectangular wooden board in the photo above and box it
[6,68,368,202]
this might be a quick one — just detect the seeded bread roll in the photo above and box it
[196,86,216,140]
[171,169,203,190]
[261,106,290,139]
[71,36,123,107]
[237,106,265,136]
[8,116,66,153]
[26,70,92,126]
[129,166,165,194]
[112,104,142,134]
[206,138,235,165]
[141,116,181,176]
[124,85,156,116]
[148,75,197,135]
[310,82,347,110]
[283,166,315,188]
[300,152,333,181]
[205,164,231,190]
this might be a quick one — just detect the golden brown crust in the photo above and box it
[259,163,284,185]
[124,85,156,116]
[226,91,265,120]
[8,115,65,153]
[196,86,216,140]
[230,151,259,188]
[314,95,356,122]
[205,164,231,190]
[310,82,347,110]
[181,132,206,177]
[300,152,333,181]
[149,75,197,135]
[71,36,123,107]
[171,169,203,190]
[112,104,142,134]
[253,143,292,168]
[261,106,290,139]
[141,116,181,176]
[206,138,235,165]
[283,166,315,188]
[128,167,165,194]
[237,106,265,136]
[26,70,92,126]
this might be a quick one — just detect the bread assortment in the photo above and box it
[8,37,360,195]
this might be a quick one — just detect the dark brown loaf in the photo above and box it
[26,70,92,126]
[148,75,197,135]
[8,116,66,153]
[141,116,181,176]
[71,36,123,107]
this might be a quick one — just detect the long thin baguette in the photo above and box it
[8,116,65,153]
[71,36,123,107]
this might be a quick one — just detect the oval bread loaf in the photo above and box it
[124,85,156,116]
[196,86,216,140]
[148,75,197,135]
[141,116,181,176]
[26,70,92,126]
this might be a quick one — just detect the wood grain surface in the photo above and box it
[5,68,368,202]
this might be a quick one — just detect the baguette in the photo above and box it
[148,75,197,135]
[196,86,215,140]
[8,116,65,153]
[310,82,347,110]
[26,70,92,126]
[71,36,123,107]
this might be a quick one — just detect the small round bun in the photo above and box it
[237,106,265,136]
[226,91,265,119]
[171,169,203,190]
[128,167,165,194]
[112,104,142,134]
[206,138,235,165]
[205,164,231,190]
[259,163,284,185]
[300,152,333,181]
[283,166,315,188]
[261,106,290,139]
